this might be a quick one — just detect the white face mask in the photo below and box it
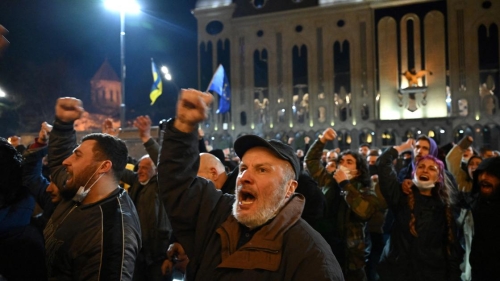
[338,165,357,180]
[461,156,471,164]
[412,174,435,190]
[73,164,105,203]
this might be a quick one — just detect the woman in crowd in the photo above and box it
[376,139,462,281]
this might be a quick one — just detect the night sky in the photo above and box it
[0,0,199,135]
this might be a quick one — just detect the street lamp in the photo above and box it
[104,0,140,127]
[161,66,172,81]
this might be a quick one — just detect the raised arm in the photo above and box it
[48,98,83,190]
[157,89,232,259]
[22,124,52,211]
[446,136,473,193]
[376,140,413,208]
[305,128,336,187]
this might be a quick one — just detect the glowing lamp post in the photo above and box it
[104,0,140,127]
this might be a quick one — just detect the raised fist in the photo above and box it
[175,88,213,132]
[55,97,84,123]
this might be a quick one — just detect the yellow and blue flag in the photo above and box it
[207,64,231,114]
[150,59,163,105]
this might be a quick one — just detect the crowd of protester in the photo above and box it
[1,91,500,281]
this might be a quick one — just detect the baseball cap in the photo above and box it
[233,135,300,180]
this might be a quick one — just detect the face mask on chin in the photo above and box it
[412,175,435,190]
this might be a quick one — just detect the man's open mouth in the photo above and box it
[239,190,256,205]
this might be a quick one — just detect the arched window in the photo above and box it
[382,130,396,146]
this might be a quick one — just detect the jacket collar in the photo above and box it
[216,193,305,271]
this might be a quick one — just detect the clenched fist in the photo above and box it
[174,88,213,133]
[55,97,84,123]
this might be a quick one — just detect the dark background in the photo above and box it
[0,0,199,136]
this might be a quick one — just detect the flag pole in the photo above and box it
[206,64,222,92]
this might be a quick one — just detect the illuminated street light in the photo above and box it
[104,0,140,127]
[161,65,172,81]
[0,87,6,98]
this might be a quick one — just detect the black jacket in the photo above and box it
[46,118,141,281]
[120,138,172,265]
[376,148,462,281]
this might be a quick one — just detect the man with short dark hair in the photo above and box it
[359,143,371,158]
[158,89,343,281]
[45,97,141,280]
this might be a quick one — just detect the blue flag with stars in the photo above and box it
[208,64,231,114]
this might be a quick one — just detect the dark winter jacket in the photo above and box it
[376,148,462,281]
[120,138,172,265]
[45,118,141,281]
[157,118,344,281]
[469,157,500,280]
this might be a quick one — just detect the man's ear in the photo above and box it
[210,167,219,180]
[285,179,298,199]
[99,160,112,174]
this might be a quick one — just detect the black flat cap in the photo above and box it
[233,135,300,180]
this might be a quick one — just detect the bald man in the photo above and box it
[197,153,228,190]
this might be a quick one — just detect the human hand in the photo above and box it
[133,115,152,143]
[41,122,53,133]
[402,179,412,195]
[161,259,173,276]
[320,128,337,143]
[333,167,349,183]
[7,135,20,147]
[38,123,49,144]
[55,97,84,123]
[175,88,213,133]
[396,138,414,154]
[167,242,189,274]
[102,118,121,137]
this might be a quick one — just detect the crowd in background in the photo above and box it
[1,93,500,281]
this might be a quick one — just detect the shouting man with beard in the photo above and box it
[45,97,141,280]
[158,88,343,281]
[469,156,500,280]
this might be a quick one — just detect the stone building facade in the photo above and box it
[193,0,500,151]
